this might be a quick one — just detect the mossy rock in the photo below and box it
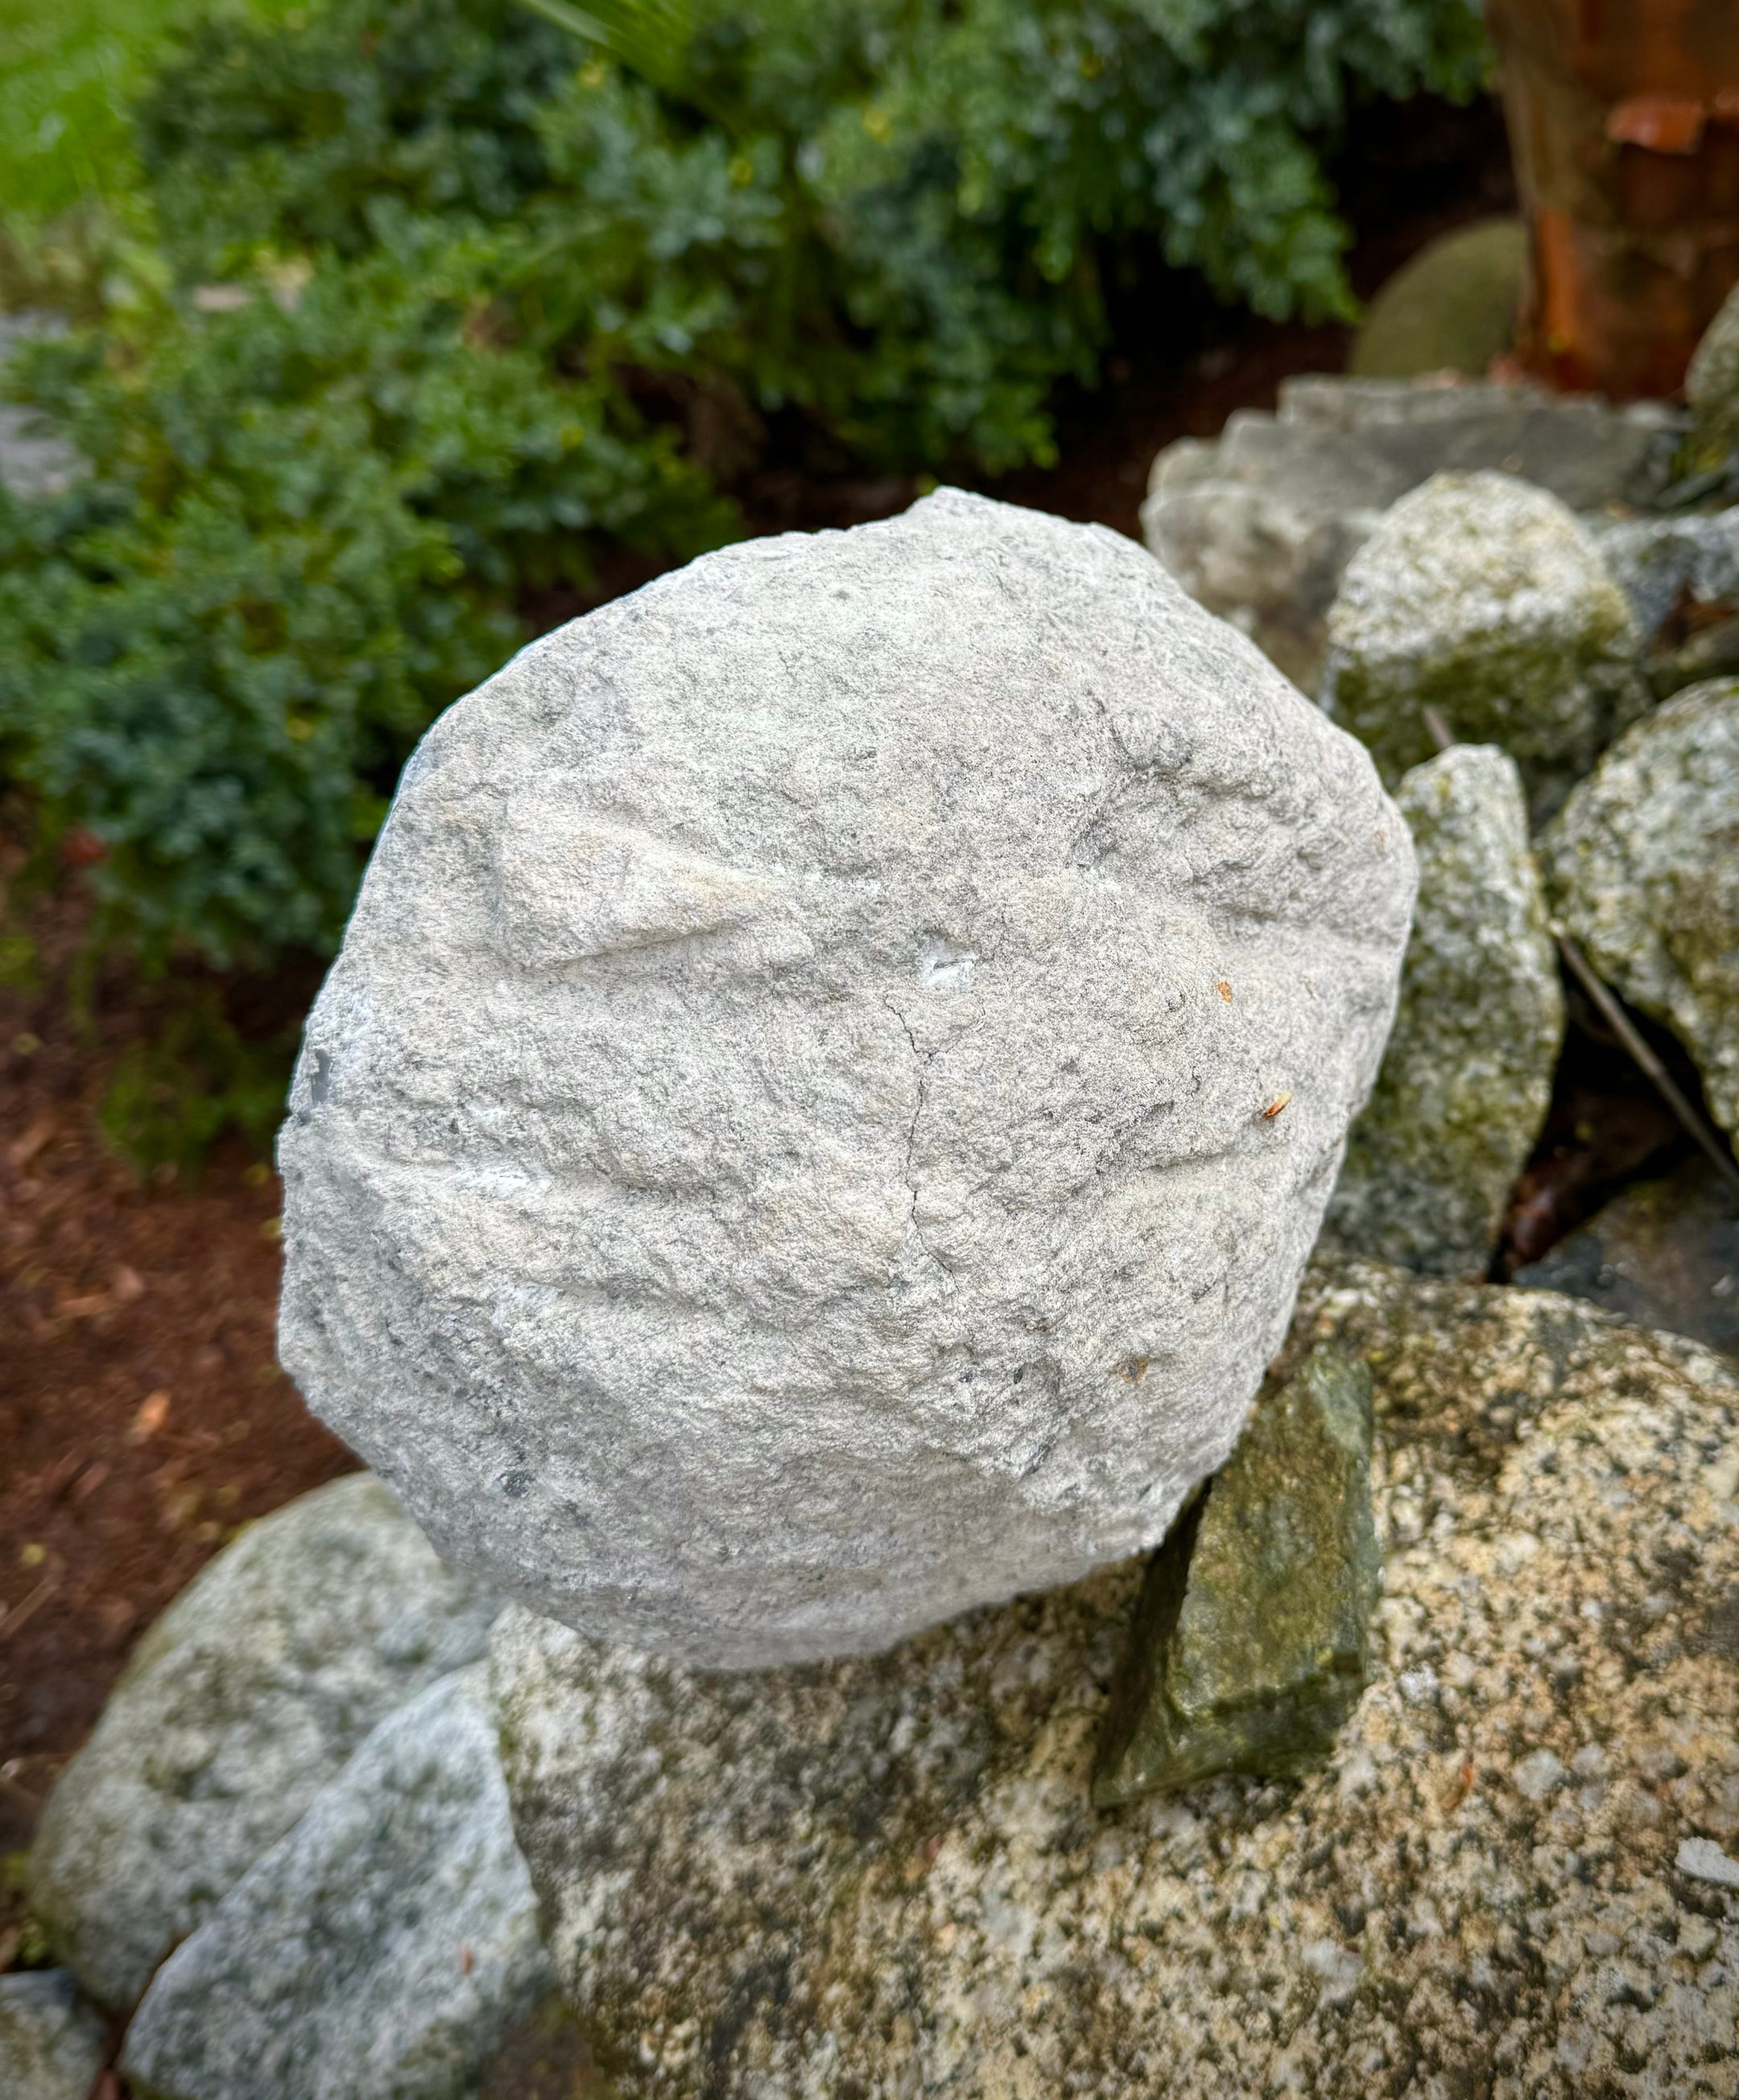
[1349,218,1526,382]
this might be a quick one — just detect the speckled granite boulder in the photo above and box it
[279,487,1415,1669]
[1324,472,1643,819]
[1542,678,1739,1144]
[1515,1155,1739,1362]
[1093,1346,1379,1804]
[0,1973,108,2100]
[30,1473,500,2009]
[1143,377,1671,692]
[493,1258,1739,2100]
[122,1667,551,2100]
[1324,745,1563,1277]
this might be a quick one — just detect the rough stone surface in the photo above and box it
[1324,471,1643,818]
[1348,217,1525,381]
[1515,1155,1739,1362]
[494,1259,1739,2100]
[1324,744,1563,1277]
[0,1972,108,2100]
[1542,677,1739,1144]
[122,1667,551,2100]
[1592,509,1739,647]
[30,1473,500,2010]
[1142,376,1672,692]
[279,487,1415,1669]
[1093,1346,1379,1804]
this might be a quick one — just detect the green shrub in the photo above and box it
[0,0,1487,1114]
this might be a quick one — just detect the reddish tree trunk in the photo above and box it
[1489,0,1739,398]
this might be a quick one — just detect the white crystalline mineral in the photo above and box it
[279,490,1415,1667]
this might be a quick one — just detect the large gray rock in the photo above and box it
[1591,508,1739,646]
[279,487,1415,1669]
[1324,744,1563,1277]
[1323,470,1643,818]
[1143,375,1673,692]
[122,1668,551,2100]
[494,1260,1739,2100]
[1348,218,1525,382]
[30,1473,500,2009]
[1542,677,1739,1144]
[0,1972,108,2100]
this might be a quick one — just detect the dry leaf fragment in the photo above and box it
[131,1390,171,1442]
[1260,1091,1294,1120]
[1215,979,1233,1002]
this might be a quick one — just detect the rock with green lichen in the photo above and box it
[1092,1346,1379,1805]
[1348,218,1524,382]
[29,1473,500,2010]
[1684,279,1739,474]
[492,1259,1739,2100]
[1541,677,1739,1146]
[1324,743,1563,1277]
[1323,470,1643,820]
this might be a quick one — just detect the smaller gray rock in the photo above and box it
[122,1667,551,2100]
[1093,1346,1380,1804]
[1143,377,1672,693]
[1323,471,1642,817]
[30,1472,501,2010]
[0,1971,108,2100]
[1591,508,1739,646]
[1324,744,1563,1277]
[1542,677,1739,1144]
[1514,1155,1739,1360]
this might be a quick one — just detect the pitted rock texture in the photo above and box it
[1323,471,1642,819]
[279,487,1415,1668]
[1142,375,1671,692]
[29,1473,500,2009]
[493,1261,1739,2100]
[0,1973,108,2100]
[1324,745,1563,1278]
[122,1668,551,2100]
[1542,678,1739,1145]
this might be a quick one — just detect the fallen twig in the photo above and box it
[1557,933,1739,1196]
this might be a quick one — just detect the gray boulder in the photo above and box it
[1323,744,1563,1277]
[0,1972,108,2100]
[30,1473,500,2009]
[279,487,1416,1669]
[1348,218,1524,382]
[1143,375,1673,692]
[1591,508,1739,646]
[1514,1155,1739,1362]
[493,1259,1739,2099]
[1323,471,1642,818]
[122,1668,551,2100]
[1542,677,1739,1144]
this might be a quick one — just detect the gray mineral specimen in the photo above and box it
[1323,471,1642,818]
[1093,1345,1380,1804]
[29,1473,500,2009]
[279,488,1416,1668]
[1324,744,1562,1277]
[1542,677,1739,1144]
[122,1668,550,2100]
[491,1259,1739,2099]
